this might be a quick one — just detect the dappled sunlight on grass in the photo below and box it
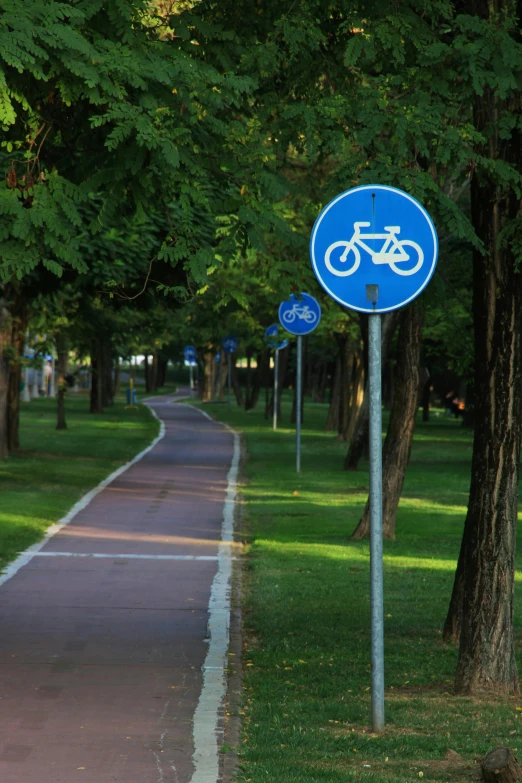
[195,394,522,783]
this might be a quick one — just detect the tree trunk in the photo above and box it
[203,353,213,402]
[421,372,431,422]
[481,748,522,783]
[342,350,364,441]
[244,348,253,409]
[231,359,244,406]
[248,350,269,411]
[102,340,113,407]
[351,304,423,540]
[114,358,121,396]
[343,311,400,470]
[448,61,522,695]
[90,342,104,414]
[326,354,342,430]
[6,292,27,451]
[56,333,68,431]
[144,355,152,394]
[217,354,228,400]
[0,302,11,459]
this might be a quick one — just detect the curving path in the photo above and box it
[0,391,237,783]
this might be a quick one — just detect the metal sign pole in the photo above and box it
[189,365,193,398]
[296,335,302,473]
[369,311,385,732]
[228,353,232,408]
[273,349,279,431]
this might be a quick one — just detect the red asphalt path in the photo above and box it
[0,393,235,783]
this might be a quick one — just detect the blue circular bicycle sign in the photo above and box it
[279,293,321,336]
[264,324,289,351]
[222,336,238,354]
[310,185,438,313]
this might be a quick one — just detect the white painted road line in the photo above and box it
[189,407,240,783]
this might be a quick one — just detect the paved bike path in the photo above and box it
[0,393,235,783]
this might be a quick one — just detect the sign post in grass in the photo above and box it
[264,325,289,432]
[278,293,321,473]
[310,185,439,731]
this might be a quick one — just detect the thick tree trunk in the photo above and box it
[90,342,104,414]
[351,305,423,540]
[448,64,522,695]
[0,302,11,459]
[102,341,114,407]
[421,372,431,422]
[114,358,121,396]
[326,354,342,431]
[230,360,244,406]
[342,351,364,441]
[157,357,168,388]
[203,353,213,402]
[343,311,400,470]
[244,349,253,409]
[481,748,522,783]
[56,333,68,431]
[248,350,269,411]
[6,293,27,451]
[217,354,228,400]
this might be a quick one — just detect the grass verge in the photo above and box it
[191,395,522,783]
[0,392,159,568]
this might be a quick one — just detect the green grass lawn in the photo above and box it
[192,396,522,783]
[0,392,159,568]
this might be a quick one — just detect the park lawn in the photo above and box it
[0,392,159,568]
[193,396,522,783]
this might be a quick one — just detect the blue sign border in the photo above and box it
[309,185,439,314]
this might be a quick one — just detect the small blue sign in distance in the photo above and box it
[264,324,289,351]
[184,345,197,362]
[215,351,221,363]
[278,292,321,336]
[222,336,238,354]
[310,185,438,314]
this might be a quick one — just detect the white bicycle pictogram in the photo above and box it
[282,303,318,325]
[324,222,424,277]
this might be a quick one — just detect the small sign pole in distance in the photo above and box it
[222,337,238,408]
[310,185,438,733]
[278,293,322,473]
[264,325,289,431]
[184,346,197,397]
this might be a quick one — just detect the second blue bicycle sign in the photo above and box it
[278,292,321,336]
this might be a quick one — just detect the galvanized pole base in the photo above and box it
[368,311,385,732]
[273,350,279,431]
[296,335,302,473]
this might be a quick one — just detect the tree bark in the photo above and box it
[342,350,364,441]
[447,52,522,694]
[248,350,270,411]
[326,353,342,431]
[6,292,27,451]
[0,302,11,459]
[203,352,214,402]
[481,748,522,783]
[230,359,244,406]
[56,333,68,431]
[351,304,423,540]
[90,342,104,414]
[343,311,400,470]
